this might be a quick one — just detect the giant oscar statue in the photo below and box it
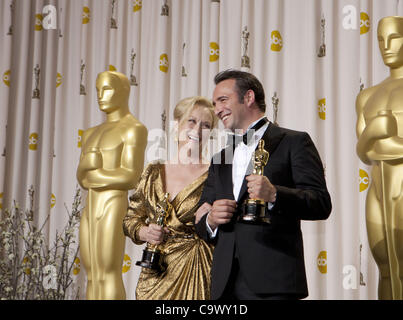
[356,16,403,300]
[76,71,148,299]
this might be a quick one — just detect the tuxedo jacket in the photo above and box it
[195,122,332,299]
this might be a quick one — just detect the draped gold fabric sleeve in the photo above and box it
[123,163,153,245]
[123,162,214,300]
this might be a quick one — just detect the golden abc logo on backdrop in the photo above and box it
[35,14,44,31]
[133,0,142,12]
[82,6,90,24]
[122,254,132,273]
[3,70,11,87]
[317,250,327,274]
[29,133,39,150]
[209,42,220,62]
[50,193,56,209]
[22,256,31,275]
[360,12,370,35]
[270,30,283,51]
[359,169,369,192]
[159,54,169,73]
[318,98,326,120]
[73,257,81,275]
[56,72,62,88]
[78,129,84,148]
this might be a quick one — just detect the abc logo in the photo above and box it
[159,54,169,73]
[56,72,62,88]
[122,254,132,273]
[3,70,10,87]
[133,0,142,12]
[318,98,326,120]
[50,193,56,209]
[317,250,327,274]
[29,132,39,150]
[78,129,84,148]
[209,42,220,62]
[270,30,283,51]
[359,169,369,192]
[73,257,81,275]
[360,12,370,35]
[35,14,43,31]
[82,6,90,24]
[22,257,31,275]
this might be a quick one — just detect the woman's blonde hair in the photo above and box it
[173,96,218,129]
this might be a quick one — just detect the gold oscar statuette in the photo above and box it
[32,64,40,99]
[356,16,403,300]
[80,60,86,95]
[161,0,169,16]
[110,0,118,29]
[240,139,271,224]
[317,13,326,58]
[7,1,14,36]
[272,92,279,126]
[181,43,188,77]
[129,49,138,86]
[241,26,250,68]
[136,193,172,273]
[77,71,148,300]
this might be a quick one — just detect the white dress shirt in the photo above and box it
[207,117,270,237]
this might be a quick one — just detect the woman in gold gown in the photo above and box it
[123,96,218,299]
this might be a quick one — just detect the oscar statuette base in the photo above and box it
[136,247,166,273]
[239,198,270,224]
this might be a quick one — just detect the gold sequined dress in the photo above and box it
[123,162,214,300]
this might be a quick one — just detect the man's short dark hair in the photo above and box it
[214,69,266,112]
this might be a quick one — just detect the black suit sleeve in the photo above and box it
[195,161,217,242]
[273,132,331,220]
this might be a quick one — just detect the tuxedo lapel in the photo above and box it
[262,123,286,177]
[263,122,285,158]
[237,122,285,203]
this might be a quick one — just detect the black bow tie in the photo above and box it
[231,117,269,146]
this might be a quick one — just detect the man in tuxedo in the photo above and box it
[195,69,332,300]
